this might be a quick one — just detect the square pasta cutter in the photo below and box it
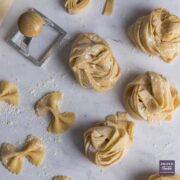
[7,8,67,66]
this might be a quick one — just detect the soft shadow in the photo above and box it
[69,118,99,155]
[117,71,142,108]
[123,7,152,38]
[5,23,18,41]
[57,36,76,81]
[59,0,66,11]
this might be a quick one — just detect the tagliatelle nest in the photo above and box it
[65,0,115,16]
[69,33,121,92]
[84,112,135,167]
[128,8,180,63]
[148,174,180,180]
[53,176,72,180]
[124,71,180,121]
[65,0,92,14]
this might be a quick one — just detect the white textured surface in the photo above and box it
[0,0,180,180]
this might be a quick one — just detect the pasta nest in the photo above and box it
[69,33,121,92]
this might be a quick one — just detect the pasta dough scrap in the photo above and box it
[124,71,180,122]
[0,81,20,105]
[35,92,76,134]
[53,176,72,180]
[128,8,180,63]
[65,0,91,14]
[84,112,135,167]
[149,174,180,180]
[0,0,13,26]
[0,135,45,175]
[69,33,121,92]
[103,0,115,16]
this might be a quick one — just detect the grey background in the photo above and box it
[0,0,180,180]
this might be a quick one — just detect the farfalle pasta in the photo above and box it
[69,33,121,92]
[0,135,45,174]
[0,81,20,105]
[124,71,180,121]
[65,0,91,14]
[84,112,135,167]
[128,8,180,63]
[149,174,180,180]
[35,92,76,134]
[53,176,72,180]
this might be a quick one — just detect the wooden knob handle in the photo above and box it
[18,11,44,38]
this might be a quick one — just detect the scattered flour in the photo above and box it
[0,102,21,115]
[0,73,66,179]
[29,73,61,97]
[0,101,22,126]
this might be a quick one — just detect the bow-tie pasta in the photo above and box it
[65,0,91,14]
[149,174,180,180]
[128,8,180,63]
[0,81,20,105]
[35,92,76,134]
[124,72,180,122]
[69,33,121,92]
[84,112,135,167]
[53,176,72,180]
[0,135,45,174]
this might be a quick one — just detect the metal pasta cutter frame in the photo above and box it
[7,8,66,66]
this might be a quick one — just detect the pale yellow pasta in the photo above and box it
[149,174,180,180]
[0,81,20,105]
[0,0,13,26]
[124,71,180,121]
[128,8,180,63]
[0,135,45,175]
[65,0,115,16]
[69,33,121,92]
[65,0,91,14]
[53,176,72,180]
[35,92,76,134]
[84,112,135,167]
[103,0,115,16]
